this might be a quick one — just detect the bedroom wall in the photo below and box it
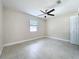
[0,0,3,55]
[47,12,77,41]
[3,8,45,46]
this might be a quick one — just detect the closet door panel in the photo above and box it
[70,16,79,45]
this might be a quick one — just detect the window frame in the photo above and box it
[30,19,39,32]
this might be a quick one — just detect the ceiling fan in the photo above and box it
[39,9,55,18]
[39,0,61,18]
[40,9,55,17]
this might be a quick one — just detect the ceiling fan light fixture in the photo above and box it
[44,16,46,18]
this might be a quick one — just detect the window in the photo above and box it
[30,19,38,32]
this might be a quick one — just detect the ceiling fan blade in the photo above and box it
[47,13,55,16]
[47,9,55,14]
[40,10,46,14]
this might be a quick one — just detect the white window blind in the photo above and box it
[30,19,38,32]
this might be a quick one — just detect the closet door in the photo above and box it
[70,16,79,45]
[0,0,3,55]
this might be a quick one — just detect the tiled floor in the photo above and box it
[0,38,79,59]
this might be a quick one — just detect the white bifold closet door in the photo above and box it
[70,16,79,45]
[0,0,3,56]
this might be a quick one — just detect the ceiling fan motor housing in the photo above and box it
[57,0,61,4]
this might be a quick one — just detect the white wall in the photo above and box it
[3,6,78,47]
[3,8,45,45]
[47,13,77,40]
[0,0,3,55]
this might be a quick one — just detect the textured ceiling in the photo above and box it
[2,0,79,18]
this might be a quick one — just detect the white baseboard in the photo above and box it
[3,36,45,47]
[48,36,70,42]
[3,36,70,47]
